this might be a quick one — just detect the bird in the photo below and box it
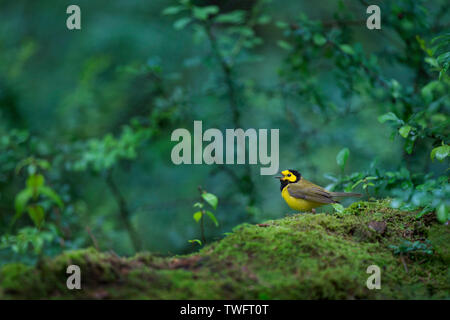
[275,169,361,212]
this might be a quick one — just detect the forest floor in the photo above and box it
[0,200,448,299]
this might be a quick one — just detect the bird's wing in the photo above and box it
[287,181,338,204]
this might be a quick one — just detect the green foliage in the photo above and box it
[190,188,219,246]
[0,0,448,267]
[201,192,218,210]
[72,126,152,173]
[0,157,64,257]
[331,203,345,215]
[12,158,63,227]
[389,240,433,257]
[430,143,449,162]
[1,227,54,255]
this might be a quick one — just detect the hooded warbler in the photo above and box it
[275,169,361,212]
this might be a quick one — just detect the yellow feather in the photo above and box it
[281,185,323,211]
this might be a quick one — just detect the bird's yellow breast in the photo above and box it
[281,186,323,211]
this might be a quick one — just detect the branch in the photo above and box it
[106,170,142,252]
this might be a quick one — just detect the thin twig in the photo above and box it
[86,226,99,251]
[106,170,142,252]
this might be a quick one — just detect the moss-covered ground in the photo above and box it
[0,200,448,299]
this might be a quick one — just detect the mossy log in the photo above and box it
[0,201,448,299]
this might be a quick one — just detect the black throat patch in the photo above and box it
[280,179,289,191]
[279,169,302,192]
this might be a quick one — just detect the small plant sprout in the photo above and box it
[350,176,378,198]
[13,157,64,229]
[189,186,219,246]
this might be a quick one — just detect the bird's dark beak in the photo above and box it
[274,176,283,179]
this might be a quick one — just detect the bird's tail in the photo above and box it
[330,192,362,197]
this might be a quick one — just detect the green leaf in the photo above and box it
[398,125,412,138]
[336,148,350,171]
[436,204,448,223]
[36,159,50,170]
[405,139,415,154]
[205,210,219,227]
[39,186,64,208]
[331,203,344,214]
[188,239,202,245]
[192,6,219,20]
[174,17,192,30]
[351,179,364,190]
[14,188,33,216]
[275,21,288,29]
[162,6,184,15]
[430,144,449,162]
[214,10,245,24]
[193,202,204,209]
[26,174,45,197]
[27,205,45,228]
[256,15,271,25]
[421,80,439,103]
[193,211,202,222]
[202,192,218,209]
[424,57,439,68]
[339,44,355,55]
[378,112,400,123]
[313,33,327,46]
[277,40,292,51]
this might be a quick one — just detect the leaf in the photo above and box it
[26,174,45,197]
[331,203,344,214]
[398,125,412,138]
[193,202,204,209]
[14,188,33,216]
[188,239,202,245]
[416,206,433,219]
[162,6,184,15]
[256,15,271,25]
[339,44,355,55]
[313,33,327,46]
[336,148,350,171]
[424,57,439,68]
[405,139,415,154]
[378,112,400,123]
[36,159,51,170]
[275,21,288,29]
[27,205,45,228]
[277,40,292,51]
[430,144,449,162]
[214,10,245,24]
[421,80,439,103]
[173,17,192,30]
[39,186,64,208]
[351,179,364,190]
[192,6,219,20]
[205,210,219,227]
[436,204,448,223]
[202,192,218,209]
[193,211,202,222]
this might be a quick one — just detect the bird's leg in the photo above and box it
[311,208,317,214]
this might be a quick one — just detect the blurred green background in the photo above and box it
[0,0,448,264]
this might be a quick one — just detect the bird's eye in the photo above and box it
[287,174,291,177]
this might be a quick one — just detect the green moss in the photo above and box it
[1,201,448,299]
[428,224,450,264]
